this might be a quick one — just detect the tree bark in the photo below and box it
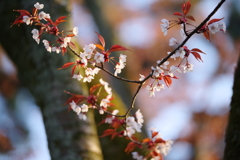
[223,55,240,159]
[0,0,103,160]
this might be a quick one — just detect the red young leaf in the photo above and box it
[173,12,183,16]
[191,52,203,62]
[111,132,120,140]
[163,75,172,88]
[203,30,211,42]
[90,84,102,95]
[58,62,75,70]
[95,32,105,48]
[152,150,160,157]
[186,15,195,21]
[56,16,68,22]
[67,34,76,37]
[14,9,31,16]
[95,44,104,51]
[142,138,152,143]
[155,138,165,144]
[125,142,138,154]
[191,48,205,54]
[32,7,38,16]
[152,131,159,138]
[64,94,86,105]
[61,47,67,56]
[207,18,224,25]
[71,65,76,76]
[45,18,54,25]
[111,119,122,129]
[182,1,191,16]
[108,45,131,53]
[54,20,67,26]
[100,129,116,137]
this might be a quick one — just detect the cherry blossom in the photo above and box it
[105,110,119,124]
[208,21,226,34]
[169,38,177,46]
[182,63,194,73]
[168,66,182,77]
[23,16,31,25]
[160,19,169,36]
[135,109,144,125]
[72,74,83,81]
[155,139,173,156]
[34,2,44,10]
[39,11,50,21]
[132,152,144,160]
[139,74,145,81]
[73,27,78,36]
[83,76,94,83]
[152,66,163,78]
[175,47,186,59]
[81,104,88,112]
[94,52,105,63]
[42,39,51,52]
[31,29,39,44]
[52,46,61,53]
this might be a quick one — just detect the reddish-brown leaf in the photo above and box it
[186,15,195,21]
[108,45,130,53]
[155,138,165,144]
[111,119,122,129]
[95,44,105,51]
[67,34,75,37]
[61,47,67,56]
[191,48,205,54]
[182,1,191,16]
[142,138,152,143]
[64,94,86,105]
[45,18,54,25]
[95,32,105,48]
[208,18,224,25]
[56,16,68,22]
[32,7,38,16]
[125,142,138,154]
[203,31,211,42]
[100,129,116,137]
[191,52,203,62]
[71,65,76,76]
[111,132,120,140]
[55,20,67,26]
[14,9,31,16]
[58,62,75,70]
[163,75,172,87]
[152,150,160,157]
[90,84,102,95]
[152,131,159,138]
[173,12,183,16]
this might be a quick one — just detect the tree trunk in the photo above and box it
[223,55,240,159]
[0,0,103,160]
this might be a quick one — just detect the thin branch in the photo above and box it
[95,64,142,84]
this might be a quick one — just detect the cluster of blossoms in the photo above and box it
[12,2,79,55]
[69,101,88,120]
[12,1,227,159]
[124,110,144,137]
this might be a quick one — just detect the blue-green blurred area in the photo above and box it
[0,0,239,159]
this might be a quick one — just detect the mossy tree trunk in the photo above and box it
[223,56,240,159]
[0,0,103,160]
